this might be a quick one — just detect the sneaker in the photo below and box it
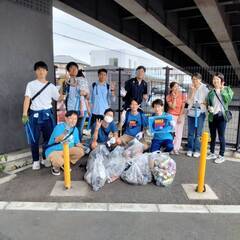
[214,156,225,164]
[174,150,179,155]
[41,159,51,168]
[207,153,217,160]
[32,161,40,170]
[186,151,192,157]
[51,167,61,176]
[83,146,91,154]
[193,152,200,158]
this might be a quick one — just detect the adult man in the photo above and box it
[122,65,148,109]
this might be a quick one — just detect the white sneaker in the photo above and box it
[174,150,179,155]
[41,159,51,168]
[193,152,200,158]
[32,161,40,170]
[187,151,192,157]
[214,156,225,164]
[207,153,217,160]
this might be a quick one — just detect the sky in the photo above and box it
[53,7,170,68]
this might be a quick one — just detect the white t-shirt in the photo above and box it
[213,90,224,114]
[188,83,209,112]
[25,80,60,111]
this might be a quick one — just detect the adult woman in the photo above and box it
[186,73,209,158]
[166,82,186,154]
[207,72,234,164]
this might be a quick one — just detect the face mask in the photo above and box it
[104,115,113,123]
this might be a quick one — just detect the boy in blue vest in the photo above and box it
[22,61,61,170]
[120,98,148,150]
[150,99,175,152]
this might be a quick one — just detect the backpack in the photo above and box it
[92,82,110,94]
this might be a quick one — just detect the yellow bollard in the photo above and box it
[197,132,208,193]
[63,142,71,189]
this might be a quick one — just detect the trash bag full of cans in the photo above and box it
[149,151,176,187]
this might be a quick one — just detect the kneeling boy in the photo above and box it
[91,108,121,149]
[120,98,148,149]
[150,99,174,152]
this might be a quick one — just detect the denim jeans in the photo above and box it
[29,116,54,162]
[209,114,227,156]
[77,110,88,141]
[187,113,206,152]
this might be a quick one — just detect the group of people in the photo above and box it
[22,61,234,176]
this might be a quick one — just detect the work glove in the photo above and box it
[22,115,29,125]
[136,132,143,140]
[107,137,116,147]
[120,87,127,97]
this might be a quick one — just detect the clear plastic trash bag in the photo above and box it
[121,153,152,185]
[84,145,109,191]
[149,151,176,187]
[123,138,144,159]
[105,146,126,183]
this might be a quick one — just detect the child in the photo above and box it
[45,111,85,176]
[120,98,148,150]
[150,99,175,152]
[63,62,90,140]
[90,68,116,125]
[91,108,121,149]
[22,61,61,170]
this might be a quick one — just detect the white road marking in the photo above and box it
[1,201,240,213]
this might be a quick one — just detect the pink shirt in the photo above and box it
[166,92,186,116]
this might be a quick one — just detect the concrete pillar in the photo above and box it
[0,0,54,153]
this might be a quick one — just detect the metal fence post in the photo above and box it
[236,106,240,151]
[163,66,173,112]
[118,68,122,123]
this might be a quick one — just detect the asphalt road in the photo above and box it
[0,211,239,240]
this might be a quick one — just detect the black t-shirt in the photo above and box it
[123,78,148,109]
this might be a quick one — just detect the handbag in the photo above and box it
[213,90,232,122]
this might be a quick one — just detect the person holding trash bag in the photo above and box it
[119,98,149,150]
[186,73,209,158]
[22,61,62,170]
[45,111,85,176]
[91,108,121,150]
[206,72,234,164]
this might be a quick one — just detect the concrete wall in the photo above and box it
[0,0,54,153]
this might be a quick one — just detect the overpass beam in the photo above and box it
[194,0,240,78]
[114,0,209,68]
